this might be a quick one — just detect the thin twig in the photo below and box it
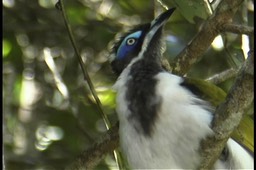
[156,0,169,10]
[56,0,111,130]
[222,33,240,69]
[221,24,254,35]
[206,68,239,84]
[56,0,123,169]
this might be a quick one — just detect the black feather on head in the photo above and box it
[108,24,151,75]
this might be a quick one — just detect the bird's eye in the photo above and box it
[126,38,136,45]
[115,31,142,60]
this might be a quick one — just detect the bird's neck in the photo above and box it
[129,58,163,77]
[117,57,163,136]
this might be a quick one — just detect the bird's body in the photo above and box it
[114,69,253,169]
[109,8,253,169]
[114,68,213,169]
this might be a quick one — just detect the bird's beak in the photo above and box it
[140,8,175,57]
[142,8,175,50]
[149,8,176,33]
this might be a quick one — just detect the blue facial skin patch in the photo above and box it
[117,31,142,59]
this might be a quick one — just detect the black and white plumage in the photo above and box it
[109,8,253,169]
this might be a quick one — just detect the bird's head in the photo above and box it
[109,8,175,75]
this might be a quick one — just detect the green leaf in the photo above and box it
[172,0,211,23]
[232,115,254,152]
[97,89,116,108]
[184,78,226,106]
[3,39,12,57]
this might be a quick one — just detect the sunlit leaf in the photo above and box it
[3,39,12,57]
[13,77,22,105]
[98,89,116,108]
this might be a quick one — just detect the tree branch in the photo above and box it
[56,0,111,130]
[66,123,119,170]
[221,24,254,35]
[199,50,254,169]
[205,68,239,84]
[171,0,244,76]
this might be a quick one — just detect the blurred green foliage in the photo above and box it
[172,0,210,23]
[3,0,254,169]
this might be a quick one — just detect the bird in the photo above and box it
[108,8,254,169]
